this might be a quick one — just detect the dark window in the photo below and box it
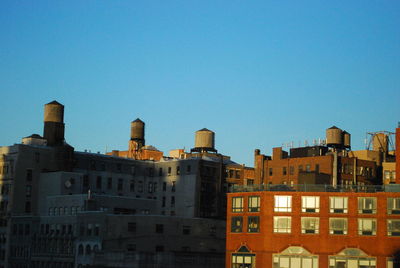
[107,177,112,189]
[231,217,243,233]
[118,179,123,191]
[127,244,136,252]
[315,164,320,173]
[25,202,31,213]
[26,169,33,181]
[171,181,176,192]
[176,166,180,175]
[299,165,303,172]
[155,245,164,252]
[128,222,136,232]
[116,163,122,172]
[187,165,191,173]
[163,182,167,191]
[168,167,171,175]
[162,197,166,207]
[183,225,191,235]
[269,168,273,176]
[96,176,102,189]
[156,224,164,233]
[148,182,153,193]
[26,185,32,197]
[138,181,143,193]
[130,180,135,192]
[283,167,287,175]
[159,168,163,176]
[171,196,175,207]
[83,175,89,188]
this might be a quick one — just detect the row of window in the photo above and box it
[231,216,400,236]
[232,196,400,214]
[48,206,83,216]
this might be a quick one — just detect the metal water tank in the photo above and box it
[326,126,343,147]
[373,133,388,152]
[130,118,145,141]
[342,131,351,149]
[44,101,64,123]
[194,128,215,149]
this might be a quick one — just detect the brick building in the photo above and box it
[226,185,400,268]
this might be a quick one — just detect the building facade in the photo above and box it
[226,185,400,268]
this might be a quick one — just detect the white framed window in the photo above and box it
[247,216,260,233]
[301,217,319,234]
[329,248,376,268]
[248,196,260,212]
[387,198,400,214]
[274,216,291,233]
[232,197,243,213]
[274,196,292,212]
[302,196,320,213]
[273,247,318,268]
[329,197,348,213]
[358,218,377,236]
[329,218,347,235]
[387,219,400,236]
[358,197,377,214]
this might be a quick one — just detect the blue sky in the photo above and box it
[1,1,399,166]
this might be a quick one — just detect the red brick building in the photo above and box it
[254,146,378,186]
[226,186,400,268]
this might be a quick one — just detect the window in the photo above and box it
[329,218,347,235]
[186,165,191,173]
[182,225,191,235]
[329,248,376,268]
[358,197,377,214]
[274,196,292,212]
[148,182,153,193]
[171,181,176,192]
[248,216,260,233]
[232,246,255,268]
[315,164,320,173]
[162,197,166,207]
[387,219,400,236]
[388,198,400,214]
[128,222,136,233]
[155,245,164,252]
[26,169,33,181]
[26,186,32,197]
[289,166,294,175]
[274,216,291,233]
[117,179,123,191]
[248,196,260,212]
[299,165,303,172]
[168,167,171,175]
[273,246,319,268]
[96,176,102,189]
[171,196,175,207]
[138,181,143,193]
[159,168,163,176]
[306,164,311,172]
[163,182,167,191]
[127,244,136,252]
[232,197,244,212]
[358,218,377,235]
[231,217,243,233]
[25,202,31,213]
[176,166,180,175]
[130,180,135,192]
[283,167,287,175]
[269,168,273,176]
[330,197,348,213]
[107,177,112,189]
[155,224,164,234]
[302,196,320,213]
[301,217,319,234]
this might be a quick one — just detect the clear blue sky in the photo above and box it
[1,1,399,166]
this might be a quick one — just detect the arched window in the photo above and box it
[78,244,83,255]
[231,245,255,268]
[93,245,99,252]
[86,244,91,255]
[273,246,318,268]
[329,248,376,268]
